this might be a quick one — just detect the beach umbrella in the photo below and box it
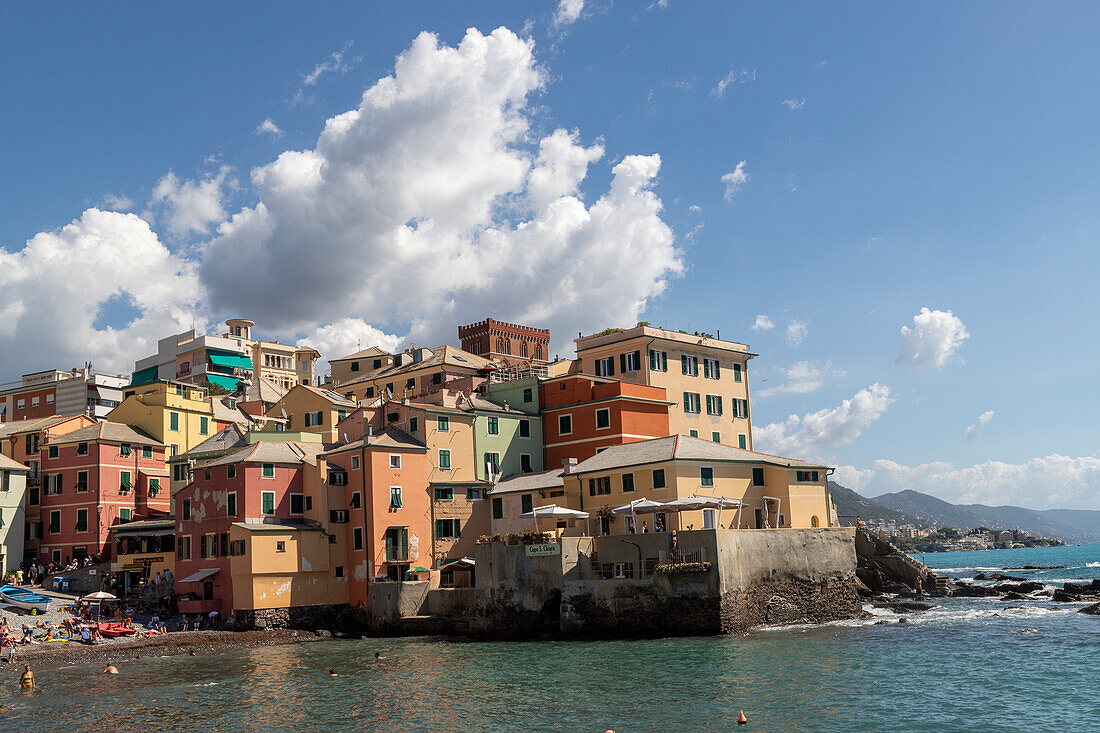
[611,498,665,533]
[519,505,590,534]
[81,591,117,620]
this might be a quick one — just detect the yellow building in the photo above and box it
[327,346,394,386]
[332,345,495,402]
[266,384,357,442]
[574,325,755,448]
[548,434,832,534]
[109,381,217,458]
[109,517,176,596]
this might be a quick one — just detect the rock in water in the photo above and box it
[1079,602,1100,616]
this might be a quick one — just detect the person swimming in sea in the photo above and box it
[104,664,119,675]
[19,664,34,690]
[374,651,385,660]
[329,668,338,677]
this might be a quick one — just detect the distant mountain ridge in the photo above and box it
[829,483,1100,543]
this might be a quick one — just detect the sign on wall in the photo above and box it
[525,543,561,557]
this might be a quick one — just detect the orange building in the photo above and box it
[321,429,431,603]
[540,375,672,470]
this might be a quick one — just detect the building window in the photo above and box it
[409,417,418,433]
[712,432,721,443]
[120,471,132,491]
[588,477,611,496]
[681,355,699,376]
[492,497,503,519]
[652,469,666,489]
[484,453,500,476]
[434,486,454,502]
[75,509,88,532]
[595,408,611,429]
[31,396,39,407]
[594,356,615,377]
[365,387,375,399]
[169,412,179,431]
[622,473,635,493]
[149,478,161,495]
[733,363,743,383]
[350,362,360,372]
[435,518,461,539]
[200,416,209,435]
[796,470,821,483]
[204,468,212,481]
[466,487,483,500]
[290,493,304,515]
[16,399,24,409]
[702,358,721,379]
[227,464,236,479]
[621,350,641,372]
[227,492,237,517]
[520,494,533,514]
[731,398,749,419]
[330,510,349,523]
[405,378,416,391]
[351,492,362,509]
[350,456,360,470]
[389,455,402,469]
[558,414,572,435]
[230,539,246,556]
[700,467,714,487]
[305,411,324,427]
[142,446,152,458]
[649,349,668,372]
[520,454,532,473]
[276,541,286,553]
[390,487,402,509]
[120,443,132,457]
[486,416,499,435]
[738,434,747,450]
[689,430,698,438]
[49,511,60,534]
[518,419,531,438]
[437,416,449,432]
[705,395,723,416]
[48,445,58,459]
[46,394,54,404]
[120,508,132,523]
[438,449,451,470]
[335,565,345,578]
[683,392,701,414]
[77,442,88,455]
[262,491,275,515]
[523,388,533,403]
[182,499,191,520]
[752,468,765,486]
[178,536,191,560]
[262,463,275,478]
[353,527,363,551]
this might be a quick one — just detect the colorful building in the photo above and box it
[321,429,431,595]
[540,374,671,470]
[108,516,176,596]
[573,325,755,447]
[332,346,495,402]
[458,318,551,364]
[109,381,219,458]
[173,441,344,617]
[0,455,30,573]
[487,469,566,537]
[485,375,542,415]
[327,346,394,387]
[265,384,357,442]
[518,435,834,536]
[38,422,169,564]
[458,394,543,481]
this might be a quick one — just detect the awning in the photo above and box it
[93,385,125,402]
[204,373,240,390]
[439,558,475,569]
[178,568,220,584]
[139,468,170,477]
[208,351,254,371]
[131,366,159,386]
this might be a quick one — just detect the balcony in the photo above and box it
[385,547,410,563]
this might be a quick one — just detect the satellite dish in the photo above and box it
[281,408,288,419]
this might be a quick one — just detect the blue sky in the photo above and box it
[2,2,1098,509]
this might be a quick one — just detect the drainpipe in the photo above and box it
[825,467,836,528]
[619,538,643,579]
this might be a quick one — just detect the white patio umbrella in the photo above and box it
[519,505,591,534]
[661,495,743,529]
[611,498,666,533]
[81,591,117,620]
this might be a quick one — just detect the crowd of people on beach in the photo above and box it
[6,556,104,587]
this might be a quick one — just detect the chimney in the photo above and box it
[562,457,578,474]
[502,400,509,411]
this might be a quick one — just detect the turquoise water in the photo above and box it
[3,544,1098,732]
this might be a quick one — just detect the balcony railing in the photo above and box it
[385,547,410,562]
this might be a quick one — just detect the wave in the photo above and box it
[1087,562,1100,568]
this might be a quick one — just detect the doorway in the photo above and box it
[702,509,716,529]
[754,508,764,528]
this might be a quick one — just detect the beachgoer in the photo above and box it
[329,668,338,677]
[915,576,924,601]
[164,568,173,583]
[80,627,92,645]
[19,665,34,690]
[13,569,22,587]
[104,664,118,675]
[2,635,15,663]
[374,651,384,660]
[641,522,648,533]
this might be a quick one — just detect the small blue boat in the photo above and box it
[0,585,52,614]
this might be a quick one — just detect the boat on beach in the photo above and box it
[97,622,138,638]
[0,585,53,614]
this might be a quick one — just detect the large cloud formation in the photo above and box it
[896,307,969,369]
[0,209,202,374]
[754,384,894,460]
[201,27,681,354]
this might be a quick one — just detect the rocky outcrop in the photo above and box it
[720,577,865,634]
[872,601,936,613]
[1053,580,1100,603]
[992,581,1045,594]
[1079,602,1100,615]
[952,582,1001,598]
[974,572,1025,582]
[235,603,351,632]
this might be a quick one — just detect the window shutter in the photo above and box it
[714,361,720,378]
[682,355,689,374]
[717,397,723,416]
[607,358,614,376]
[683,392,691,411]
[620,353,627,373]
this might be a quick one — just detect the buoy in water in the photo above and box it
[738,709,748,725]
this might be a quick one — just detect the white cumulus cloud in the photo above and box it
[255,119,284,138]
[785,318,808,347]
[833,452,1100,510]
[782,97,805,110]
[297,318,404,378]
[721,161,749,200]
[201,27,682,355]
[896,307,969,369]
[145,166,235,239]
[756,360,830,398]
[966,410,995,440]
[0,209,202,376]
[553,0,585,27]
[751,314,775,332]
[100,193,134,211]
[754,384,894,460]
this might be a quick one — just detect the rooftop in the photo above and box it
[331,346,392,362]
[0,415,87,439]
[0,454,30,472]
[321,427,426,457]
[197,440,327,469]
[568,434,826,474]
[575,325,754,356]
[491,469,565,495]
[47,421,163,447]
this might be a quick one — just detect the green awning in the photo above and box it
[204,373,240,390]
[131,366,159,386]
[208,351,254,370]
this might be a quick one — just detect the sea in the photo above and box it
[2,543,1098,732]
